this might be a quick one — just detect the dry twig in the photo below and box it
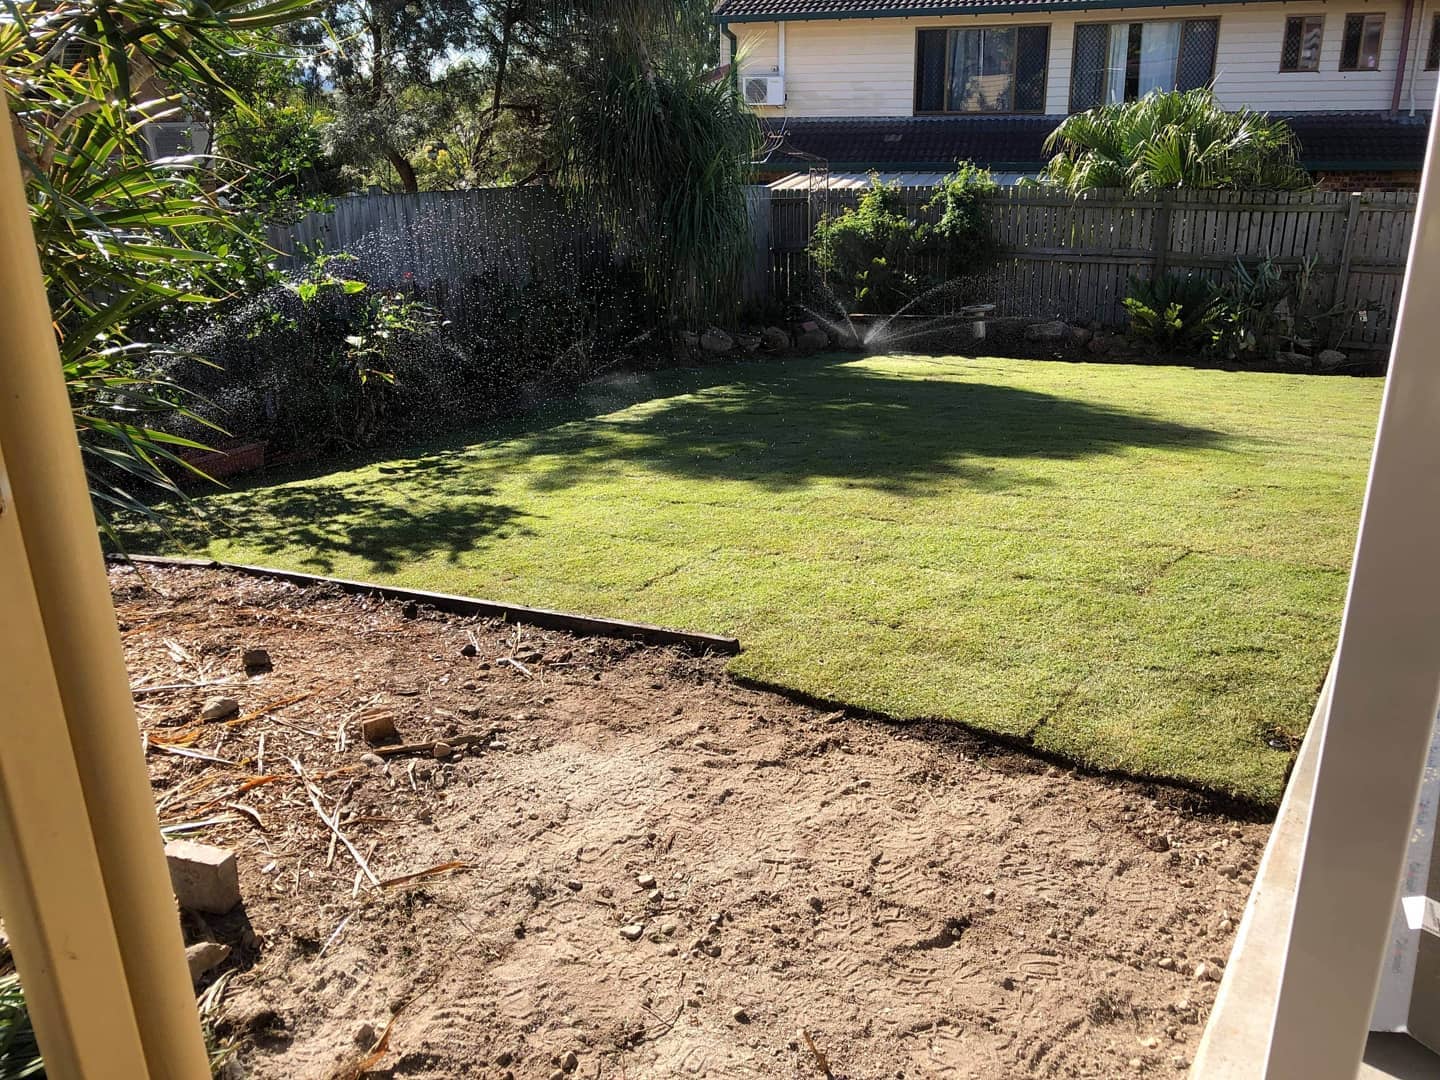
[288,758,380,887]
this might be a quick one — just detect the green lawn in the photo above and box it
[155,355,1382,802]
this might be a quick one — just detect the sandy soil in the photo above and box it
[115,564,1270,1080]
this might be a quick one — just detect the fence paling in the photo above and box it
[760,185,1415,347]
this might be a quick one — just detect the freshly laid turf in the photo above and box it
[153,355,1381,802]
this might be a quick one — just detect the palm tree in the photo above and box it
[1040,88,1311,195]
[548,0,759,321]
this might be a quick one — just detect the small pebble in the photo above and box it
[489,739,509,751]
[560,1049,578,1072]
[647,889,662,903]
[352,1022,376,1049]
[637,873,657,889]
[566,880,584,892]
[432,742,453,759]
[808,896,824,913]
[661,922,677,936]
[732,1007,750,1024]
[620,924,645,941]
[982,887,996,901]
[1157,957,1176,971]
[199,697,240,722]
[1194,962,1217,982]
[242,648,271,670]
[460,643,478,658]
[359,753,384,768]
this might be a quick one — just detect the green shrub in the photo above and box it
[1209,255,1351,363]
[1122,273,1222,350]
[163,254,655,464]
[808,163,1000,315]
[810,178,927,313]
[0,973,43,1079]
[927,162,1001,277]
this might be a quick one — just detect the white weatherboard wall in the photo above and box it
[733,1,1439,118]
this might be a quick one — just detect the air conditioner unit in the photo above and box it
[744,76,785,107]
[142,121,211,161]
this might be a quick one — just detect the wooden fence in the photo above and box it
[265,188,602,323]
[269,185,1416,350]
[761,186,1416,350]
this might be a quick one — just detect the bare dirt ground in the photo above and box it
[115,564,1270,1080]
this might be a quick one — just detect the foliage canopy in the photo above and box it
[1041,89,1311,195]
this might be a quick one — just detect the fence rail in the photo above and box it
[269,185,1416,351]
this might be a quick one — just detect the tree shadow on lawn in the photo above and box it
[496,360,1231,496]
[174,483,532,576]
[164,358,1228,575]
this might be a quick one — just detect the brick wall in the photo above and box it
[1314,170,1423,192]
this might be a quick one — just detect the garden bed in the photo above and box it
[119,564,1267,1079]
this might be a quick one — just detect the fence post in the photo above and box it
[1152,192,1173,279]
[1333,191,1364,313]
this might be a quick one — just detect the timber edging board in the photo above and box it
[109,554,742,655]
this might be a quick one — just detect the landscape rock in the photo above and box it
[735,333,762,353]
[199,697,240,723]
[1069,325,1094,345]
[795,328,829,352]
[1317,348,1346,369]
[680,330,699,349]
[1025,319,1069,342]
[700,328,735,354]
[185,941,231,982]
[1088,332,1127,355]
[166,839,241,914]
[1274,350,1311,366]
[761,326,790,351]
[241,648,272,671]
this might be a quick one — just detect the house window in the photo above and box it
[1281,15,1325,71]
[1070,20,1219,112]
[915,26,1051,113]
[1426,12,1440,69]
[1340,13,1384,70]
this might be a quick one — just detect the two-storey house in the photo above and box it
[716,0,1436,188]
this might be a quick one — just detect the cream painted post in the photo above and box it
[0,441,152,1078]
[0,98,212,1076]
[1262,85,1440,1076]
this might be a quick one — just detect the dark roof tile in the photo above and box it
[717,0,1242,19]
[755,113,1429,171]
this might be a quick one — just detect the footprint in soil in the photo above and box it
[914,916,971,950]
